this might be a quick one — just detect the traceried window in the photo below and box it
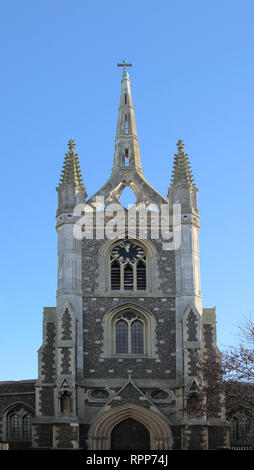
[7,407,33,440]
[110,241,146,291]
[114,311,144,355]
[229,411,252,443]
[102,305,157,359]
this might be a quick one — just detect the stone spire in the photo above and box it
[57,139,86,190]
[56,139,87,216]
[167,140,198,211]
[112,61,143,174]
[170,139,195,187]
[87,62,167,208]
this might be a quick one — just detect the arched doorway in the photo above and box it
[111,418,150,450]
[89,403,173,450]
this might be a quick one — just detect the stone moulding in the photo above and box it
[88,403,173,450]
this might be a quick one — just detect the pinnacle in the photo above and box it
[57,139,86,191]
[170,139,195,187]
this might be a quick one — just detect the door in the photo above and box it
[111,418,150,450]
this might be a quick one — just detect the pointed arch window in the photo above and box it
[110,241,147,291]
[102,305,157,359]
[229,411,253,443]
[114,312,144,355]
[115,320,128,353]
[6,406,33,441]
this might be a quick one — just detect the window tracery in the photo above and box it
[229,410,253,443]
[114,312,144,354]
[102,304,157,359]
[6,406,33,440]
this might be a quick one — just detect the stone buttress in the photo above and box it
[33,141,86,448]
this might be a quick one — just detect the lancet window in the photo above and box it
[114,311,144,355]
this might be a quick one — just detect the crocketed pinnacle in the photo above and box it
[170,140,195,186]
[57,139,86,191]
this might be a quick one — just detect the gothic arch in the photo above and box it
[227,407,254,444]
[2,402,35,441]
[97,233,158,293]
[3,401,35,417]
[88,403,173,450]
[98,231,158,260]
[101,303,157,359]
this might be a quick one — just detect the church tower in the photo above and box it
[32,63,229,450]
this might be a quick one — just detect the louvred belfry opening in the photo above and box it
[124,265,133,290]
[111,260,121,290]
[110,242,146,291]
[137,260,146,290]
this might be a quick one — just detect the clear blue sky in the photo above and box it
[1,0,254,380]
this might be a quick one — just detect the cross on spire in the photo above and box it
[117,59,132,71]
